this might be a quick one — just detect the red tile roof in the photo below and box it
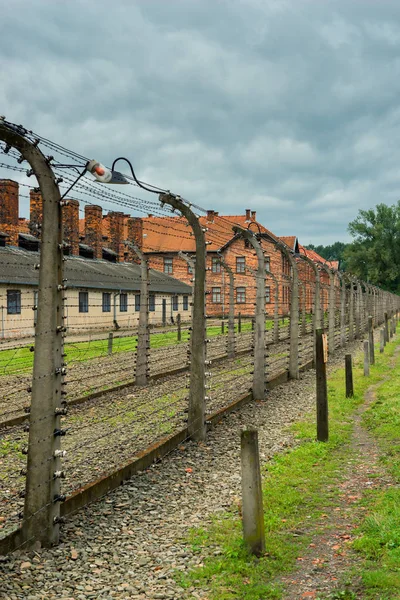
[279,236,297,250]
[141,214,278,253]
[299,244,338,270]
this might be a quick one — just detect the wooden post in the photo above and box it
[221,320,225,334]
[368,316,375,365]
[363,341,370,377]
[316,329,328,442]
[238,311,242,333]
[251,317,255,331]
[177,313,181,342]
[345,354,354,398]
[380,328,384,353]
[240,427,265,557]
[108,331,113,355]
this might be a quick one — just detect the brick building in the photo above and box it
[0,179,338,321]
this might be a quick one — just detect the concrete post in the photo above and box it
[346,276,355,342]
[380,328,384,353]
[240,427,265,557]
[299,281,307,337]
[233,226,265,399]
[0,119,65,547]
[125,242,149,386]
[279,244,299,379]
[217,254,235,358]
[384,312,389,343]
[108,332,113,355]
[368,315,375,365]
[161,194,207,441]
[265,271,279,344]
[319,264,335,354]
[297,254,320,366]
[337,272,346,347]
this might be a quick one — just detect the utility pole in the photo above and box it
[0,119,65,547]
[125,241,150,386]
[233,226,265,400]
[161,194,207,441]
[216,253,235,358]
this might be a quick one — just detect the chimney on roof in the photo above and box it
[245,208,251,221]
[126,217,143,262]
[207,209,215,223]
[0,179,19,246]
[107,211,125,261]
[148,214,153,218]
[29,188,43,240]
[62,199,79,255]
[85,205,103,259]
[251,210,256,221]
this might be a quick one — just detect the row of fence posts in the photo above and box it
[241,310,398,556]
[1,119,399,550]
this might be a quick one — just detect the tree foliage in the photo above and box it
[343,201,400,292]
[306,241,348,263]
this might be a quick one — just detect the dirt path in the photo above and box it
[278,349,399,600]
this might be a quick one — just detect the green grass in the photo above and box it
[0,317,271,377]
[175,335,400,599]
[349,345,400,599]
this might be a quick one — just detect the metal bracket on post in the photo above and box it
[216,253,235,358]
[0,120,64,547]
[161,194,207,441]
[125,241,149,386]
[233,226,266,399]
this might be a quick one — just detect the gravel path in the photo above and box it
[0,337,366,600]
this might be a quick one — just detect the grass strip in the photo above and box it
[176,337,398,600]
[349,341,400,599]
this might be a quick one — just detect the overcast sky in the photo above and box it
[1,0,400,245]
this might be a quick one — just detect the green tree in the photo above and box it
[305,241,348,264]
[343,202,400,292]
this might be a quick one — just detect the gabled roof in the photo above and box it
[279,236,298,252]
[298,244,338,270]
[141,214,278,253]
[0,246,192,294]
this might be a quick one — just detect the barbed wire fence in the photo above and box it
[0,117,399,554]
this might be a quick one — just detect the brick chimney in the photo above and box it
[125,217,143,262]
[251,210,256,221]
[107,211,125,261]
[85,205,103,259]
[245,208,251,221]
[0,179,19,245]
[29,189,43,239]
[62,199,79,255]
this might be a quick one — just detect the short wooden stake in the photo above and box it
[363,341,370,377]
[108,332,113,355]
[368,316,375,365]
[221,320,225,334]
[316,329,328,442]
[380,328,384,353]
[177,313,181,342]
[241,427,265,557]
[345,354,354,398]
[384,312,389,343]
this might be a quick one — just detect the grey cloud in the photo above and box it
[1,0,400,245]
